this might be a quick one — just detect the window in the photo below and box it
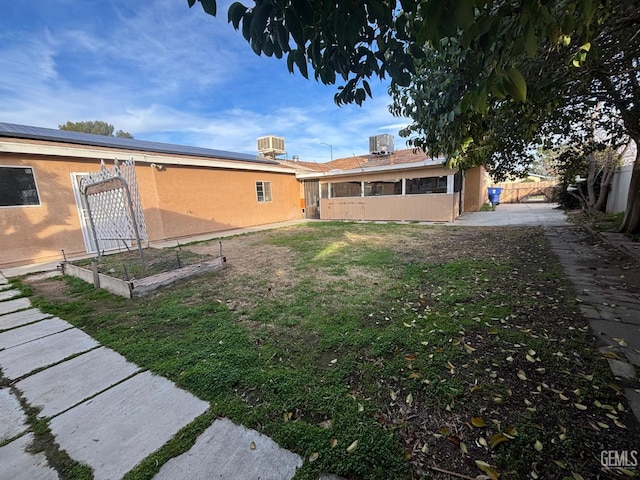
[0,166,41,207]
[330,181,361,198]
[320,183,329,199]
[364,180,402,196]
[406,176,448,194]
[256,181,272,202]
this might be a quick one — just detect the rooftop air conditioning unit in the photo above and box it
[369,134,394,155]
[257,135,286,158]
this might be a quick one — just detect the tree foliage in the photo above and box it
[59,120,134,138]
[189,0,640,232]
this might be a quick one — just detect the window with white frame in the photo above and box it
[406,176,448,194]
[0,166,41,207]
[256,181,272,202]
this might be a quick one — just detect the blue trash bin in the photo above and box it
[487,187,503,205]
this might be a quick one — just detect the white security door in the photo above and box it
[70,173,130,253]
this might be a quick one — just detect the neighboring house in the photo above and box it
[0,124,485,268]
[283,145,485,222]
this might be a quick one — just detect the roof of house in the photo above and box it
[283,148,440,172]
[0,122,279,166]
[280,148,448,178]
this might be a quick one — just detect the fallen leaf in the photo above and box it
[309,452,319,462]
[390,390,397,401]
[405,354,416,361]
[330,438,338,449]
[406,393,414,405]
[460,441,468,454]
[250,441,256,450]
[574,403,587,410]
[490,432,508,449]
[346,440,358,453]
[534,439,543,451]
[613,337,628,347]
[572,473,585,480]
[517,369,527,380]
[479,437,488,447]
[526,354,536,363]
[463,343,476,354]
[475,460,501,479]
[471,417,487,427]
[421,444,429,453]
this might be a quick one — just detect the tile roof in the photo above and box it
[282,148,442,173]
[0,122,279,165]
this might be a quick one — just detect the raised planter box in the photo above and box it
[62,256,226,299]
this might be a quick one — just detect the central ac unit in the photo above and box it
[257,136,286,157]
[369,134,394,155]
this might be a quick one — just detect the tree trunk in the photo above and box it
[620,144,640,234]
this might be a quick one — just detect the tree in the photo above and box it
[59,120,134,139]
[188,0,640,232]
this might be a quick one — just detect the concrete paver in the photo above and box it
[0,388,27,442]
[0,434,59,480]
[0,328,98,380]
[154,417,302,480]
[0,289,21,301]
[49,370,209,480]
[0,318,72,350]
[0,297,31,316]
[15,347,141,418]
[0,308,50,331]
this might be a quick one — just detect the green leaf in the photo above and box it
[524,23,537,57]
[227,2,247,29]
[504,67,527,102]
[454,0,475,29]
[198,0,217,16]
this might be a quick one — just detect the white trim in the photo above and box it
[295,158,447,179]
[0,140,296,174]
[447,174,454,195]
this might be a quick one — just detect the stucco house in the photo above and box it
[0,123,302,268]
[287,144,485,222]
[1,123,484,268]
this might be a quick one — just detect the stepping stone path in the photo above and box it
[0,272,309,480]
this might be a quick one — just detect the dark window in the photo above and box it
[0,166,41,206]
[364,180,402,196]
[320,183,329,199]
[256,181,272,202]
[330,181,361,198]
[406,176,448,194]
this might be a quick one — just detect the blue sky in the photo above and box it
[0,0,408,163]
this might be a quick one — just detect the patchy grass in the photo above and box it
[568,211,640,241]
[72,246,213,281]
[25,223,639,480]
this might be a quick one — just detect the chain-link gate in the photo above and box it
[79,159,148,270]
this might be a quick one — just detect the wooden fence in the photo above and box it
[489,181,558,203]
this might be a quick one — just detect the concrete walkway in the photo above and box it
[0,276,304,480]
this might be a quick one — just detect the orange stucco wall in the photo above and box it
[0,152,301,268]
[463,166,487,212]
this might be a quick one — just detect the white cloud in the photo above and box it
[0,0,411,163]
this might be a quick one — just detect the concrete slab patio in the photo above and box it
[0,434,59,480]
[15,347,141,418]
[49,371,209,480]
[154,418,303,480]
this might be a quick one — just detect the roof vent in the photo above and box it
[258,135,286,159]
[369,134,394,155]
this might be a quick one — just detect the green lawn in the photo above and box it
[27,222,639,479]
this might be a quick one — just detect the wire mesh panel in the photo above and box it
[79,159,147,266]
